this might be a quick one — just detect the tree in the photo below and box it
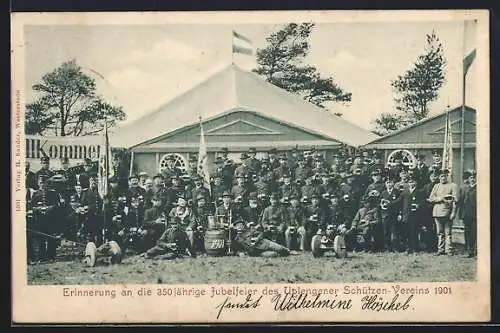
[253,23,352,109]
[28,59,126,136]
[372,31,446,135]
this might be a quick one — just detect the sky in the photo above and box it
[23,20,477,132]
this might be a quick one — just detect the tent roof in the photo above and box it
[111,64,379,149]
[364,105,476,146]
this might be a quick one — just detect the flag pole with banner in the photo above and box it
[98,119,110,198]
[442,109,453,179]
[197,116,211,196]
[460,19,476,186]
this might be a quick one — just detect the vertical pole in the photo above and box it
[460,20,467,189]
[129,151,134,177]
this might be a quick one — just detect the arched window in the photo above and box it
[159,153,187,173]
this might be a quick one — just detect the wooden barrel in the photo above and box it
[204,229,228,256]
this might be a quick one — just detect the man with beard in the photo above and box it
[142,178,154,210]
[193,193,211,253]
[273,154,291,185]
[379,176,402,252]
[126,174,147,226]
[395,168,411,192]
[168,196,198,250]
[231,174,249,205]
[459,170,477,257]
[268,148,280,171]
[103,176,129,243]
[301,175,321,201]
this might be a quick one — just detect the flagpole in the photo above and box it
[231,28,235,65]
[460,20,467,188]
[199,116,216,216]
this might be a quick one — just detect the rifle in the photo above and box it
[227,209,234,255]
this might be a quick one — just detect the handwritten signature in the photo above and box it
[215,294,263,319]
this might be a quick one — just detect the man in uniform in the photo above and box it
[30,174,61,262]
[26,161,38,191]
[231,174,249,205]
[395,167,411,192]
[247,147,261,174]
[144,216,193,259]
[216,191,245,228]
[459,170,477,257]
[192,193,211,253]
[284,194,305,251]
[161,155,181,187]
[363,169,385,201]
[126,174,147,227]
[428,169,457,256]
[234,152,252,180]
[260,193,287,245]
[76,158,94,190]
[168,196,198,250]
[268,148,280,170]
[379,175,402,252]
[294,155,313,181]
[301,174,320,201]
[141,194,167,251]
[103,176,129,243]
[421,171,439,252]
[399,175,427,254]
[164,174,182,214]
[84,175,103,245]
[279,171,300,199]
[414,153,430,185]
[211,173,227,206]
[348,193,381,252]
[35,156,54,182]
[244,192,263,225]
[366,151,385,176]
[231,220,290,257]
[191,175,211,205]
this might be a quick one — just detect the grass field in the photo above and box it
[28,242,476,285]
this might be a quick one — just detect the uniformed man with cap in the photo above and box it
[379,175,402,252]
[305,193,328,231]
[301,174,321,200]
[231,174,249,205]
[267,148,279,170]
[399,173,427,254]
[428,169,458,256]
[279,171,300,199]
[35,156,54,183]
[211,172,228,206]
[284,193,305,251]
[233,152,252,180]
[294,155,313,181]
[102,175,129,243]
[192,192,211,253]
[161,154,181,187]
[366,151,385,176]
[144,215,193,259]
[260,193,287,245]
[138,171,149,189]
[216,191,245,228]
[243,192,263,225]
[420,170,439,252]
[164,174,182,214]
[191,174,211,205]
[30,174,61,262]
[414,153,430,185]
[141,193,167,251]
[126,173,147,227]
[348,192,381,252]
[363,169,385,201]
[247,147,261,174]
[168,195,198,249]
[458,170,477,257]
[395,167,411,192]
[82,174,103,245]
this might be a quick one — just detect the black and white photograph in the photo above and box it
[11,10,490,323]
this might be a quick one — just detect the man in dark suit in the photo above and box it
[25,161,38,190]
[399,174,427,254]
[459,170,477,257]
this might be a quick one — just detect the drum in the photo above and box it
[204,229,228,256]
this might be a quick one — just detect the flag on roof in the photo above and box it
[232,30,253,56]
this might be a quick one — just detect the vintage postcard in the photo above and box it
[11,10,490,323]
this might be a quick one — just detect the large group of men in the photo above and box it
[25,145,477,264]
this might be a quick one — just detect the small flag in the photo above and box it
[463,20,476,76]
[442,111,453,174]
[232,30,253,56]
[197,118,211,191]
